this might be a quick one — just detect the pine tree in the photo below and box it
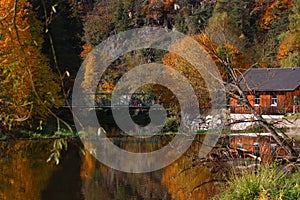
[83,0,117,46]
[114,0,132,32]
[278,0,300,68]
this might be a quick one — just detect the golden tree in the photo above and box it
[0,0,62,129]
[161,33,249,112]
[260,0,293,29]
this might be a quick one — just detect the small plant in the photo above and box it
[53,130,73,138]
[215,164,300,200]
[47,138,68,165]
[0,134,8,140]
[163,115,179,132]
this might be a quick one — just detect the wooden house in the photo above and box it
[230,68,300,115]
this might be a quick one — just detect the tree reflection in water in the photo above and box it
[0,135,227,200]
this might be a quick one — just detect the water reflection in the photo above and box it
[81,151,170,199]
[0,136,226,200]
[0,140,83,200]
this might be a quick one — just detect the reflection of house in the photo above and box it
[230,68,300,115]
[228,133,292,160]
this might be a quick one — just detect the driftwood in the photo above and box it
[275,155,299,163]
[235,163,261,170]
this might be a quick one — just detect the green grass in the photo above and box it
[196,130,208,134]
[0,134,8,140]
[0,129,75,141]
[215,164,300,200]
[284,113,300,120]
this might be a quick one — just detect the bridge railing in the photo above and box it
[66,92,160,108]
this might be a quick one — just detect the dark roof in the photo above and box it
[239,68,300,92]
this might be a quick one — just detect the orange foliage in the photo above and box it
[81,43,93,59]
[221,43,250,72]
[161,34,219,110]
[162,34,249,110]
[0,0,62,128]
[277,32,300,60]
[0,0,32,124]
[98,81,115,93]
[194,35,249,80]
[193,34,221,68]
[162,51,211,110]
[260,0,293,29]
[164,0,175,9]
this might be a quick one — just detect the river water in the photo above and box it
[0,135,227,200]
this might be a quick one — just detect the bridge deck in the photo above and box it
[61,105,163,109]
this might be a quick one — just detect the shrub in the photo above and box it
[215,164,300,200]
[163,116,179,132]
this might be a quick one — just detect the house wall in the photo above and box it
[230,96,249,114]
[285,86,300,113]
[230,91,293,114]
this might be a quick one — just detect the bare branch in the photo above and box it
[189,179,226,195]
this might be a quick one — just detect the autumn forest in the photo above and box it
[1,1,300,200]
[0,0,299,134]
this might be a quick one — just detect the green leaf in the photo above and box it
[79,147,86,156]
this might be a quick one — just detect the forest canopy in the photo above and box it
[0,0,299,132]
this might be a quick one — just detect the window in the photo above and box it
[294,95,300,105]
[271,95,277,106]
[254,95,260,106]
